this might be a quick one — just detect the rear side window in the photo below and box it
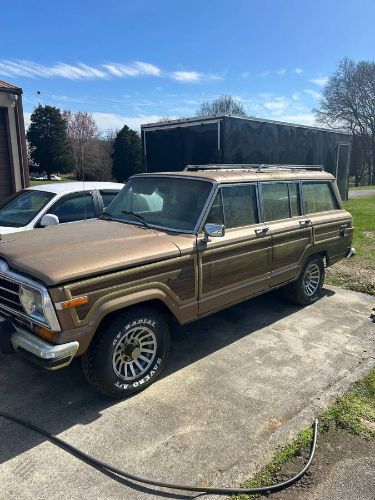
[206,185,259,229]
[261,182,301,221]
[48,192,96,223]
[302,182,337,213]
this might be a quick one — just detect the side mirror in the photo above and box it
[202,223,225,243]
[40,214,59,227]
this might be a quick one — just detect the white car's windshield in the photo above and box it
[0,190,54,227]
[106,176,213,232]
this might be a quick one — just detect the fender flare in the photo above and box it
[87,288,182,329]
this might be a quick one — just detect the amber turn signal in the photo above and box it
[56,296,89,310]
[35,326,55,342]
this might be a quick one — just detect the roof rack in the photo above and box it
[185,164,325,172]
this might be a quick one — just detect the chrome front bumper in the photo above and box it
[0,315,79,370]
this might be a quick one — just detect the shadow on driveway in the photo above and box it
[0,288,335,466]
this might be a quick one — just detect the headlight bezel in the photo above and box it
[19,285,45,323]
[18,284,61,332]
[0,259,60,332]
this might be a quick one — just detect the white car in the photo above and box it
[0,182,124,235]
[50,174,62,181]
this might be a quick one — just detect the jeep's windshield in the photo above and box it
[0,190,54,227]
[106,176,213,232]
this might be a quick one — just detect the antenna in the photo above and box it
[82,150,87,221]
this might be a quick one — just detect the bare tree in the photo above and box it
[315,58,375,185]
[196,95,247,117]
[63,111,99,179]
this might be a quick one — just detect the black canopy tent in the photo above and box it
[141,115,352,200]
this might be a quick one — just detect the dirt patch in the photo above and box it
[269,429,375,500]
[326,260,375,294]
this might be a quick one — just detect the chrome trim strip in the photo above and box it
[0,260,61,332]
[0,296,21,307]
[0,285,19,295]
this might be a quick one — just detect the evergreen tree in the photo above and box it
[27,105,74,178]
[111,125,142,181]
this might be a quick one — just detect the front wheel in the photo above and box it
[283,256,325,306]
[82,307,170,398]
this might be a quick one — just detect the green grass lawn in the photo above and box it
[325,194,375,294]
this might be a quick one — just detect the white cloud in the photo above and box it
[292,92,300,101]
[0,60,107,80]
[304,89,322,100]
[103,61,161,77]
[91,112,168,131]
[264,98,289,112]
[277,68,286,76]
[311,76,329,86]
[295,68,303,74]
[258,70,270,77]
[170,71,221,83]
[171,71,201,82]
[0,59,221,85]
[275,113,316,126]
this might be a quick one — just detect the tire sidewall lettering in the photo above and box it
[112,318,156,346]
[114,357,162,391]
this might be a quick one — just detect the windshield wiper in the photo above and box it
[121,211,150,229]
[99,213,114,221]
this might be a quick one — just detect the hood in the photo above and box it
[0,220,180,285]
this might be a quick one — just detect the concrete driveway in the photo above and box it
[348,188,375,198]
[0,286,374,499]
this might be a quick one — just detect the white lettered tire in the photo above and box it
[82,307,170,398]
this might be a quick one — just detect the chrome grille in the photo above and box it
[0,277,23,314]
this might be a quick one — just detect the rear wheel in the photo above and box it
[283,255,325,306]
[82,307,170,398]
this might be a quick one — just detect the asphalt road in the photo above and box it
[348,189,375,198]
[0,286,374,500]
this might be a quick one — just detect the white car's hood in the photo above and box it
[0,226,25,235]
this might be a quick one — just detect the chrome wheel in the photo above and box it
[112,325,157,381]
[303,263,321,296]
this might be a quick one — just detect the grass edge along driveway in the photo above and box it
[326,194,375,295]
[232,368,375,499]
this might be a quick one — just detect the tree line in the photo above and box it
[26,58,375,185]
[27,106,142,182]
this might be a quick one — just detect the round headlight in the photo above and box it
[19,286,44,319]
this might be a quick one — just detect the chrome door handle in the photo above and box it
[255,227,269,236]
[299,219,311,226]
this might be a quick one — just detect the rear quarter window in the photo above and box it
[302,182,338,214]
[261,182,301,221]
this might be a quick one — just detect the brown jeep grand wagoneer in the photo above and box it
[0,165,355,397]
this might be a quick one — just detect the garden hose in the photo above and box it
[0,410,318,496]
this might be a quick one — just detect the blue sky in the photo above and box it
[1,0,374,132]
